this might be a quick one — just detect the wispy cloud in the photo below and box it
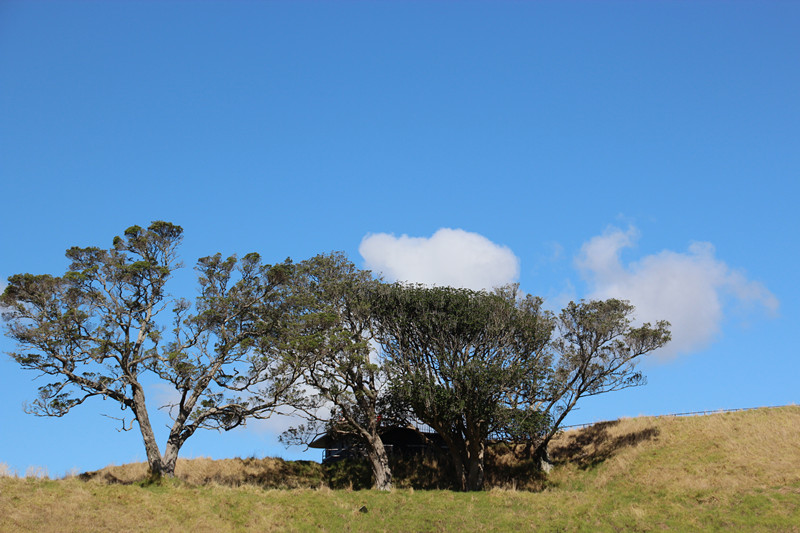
[359,228,520,291]
[576,226,779,358]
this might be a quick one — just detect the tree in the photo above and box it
[531,299,671,464]
[1,222,301,477]
[280,253,395,491]
[371,283,554,491]
[370,286,671,490]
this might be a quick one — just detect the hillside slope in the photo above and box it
[542,405,800,530]
[550,405,800,491]
[1,406,798,532]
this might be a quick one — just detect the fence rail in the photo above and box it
[561,404,794,431]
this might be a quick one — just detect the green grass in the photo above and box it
[2,480,797,532]
[2,406,799,532]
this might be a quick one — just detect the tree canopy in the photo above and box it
[279,252,395,490]
[368,284,670,491]
[532,299,672,461]
[2,225,671,489]
[1,222,302,476]
[371,283,554,491]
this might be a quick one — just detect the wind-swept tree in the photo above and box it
[531,299,671,464]
[371,283,554,491]
[370,286,670,490]
[280,253,395,491]
[1,222,302,477]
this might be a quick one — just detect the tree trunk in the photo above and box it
[534,442,553,474]
[465,440,486,491]
[131,383,167,477]
[161,439,182,478]
[449,447,468,491]
[365,434,393,491]
[161,405,199,478]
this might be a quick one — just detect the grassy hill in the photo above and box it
[1,406,799,532]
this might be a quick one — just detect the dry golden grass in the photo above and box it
[79,456,326,489]
[548,405,800,494]
[68,406,800,495]
[2,406,798,531]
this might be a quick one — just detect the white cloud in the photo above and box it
[576,226,779,359]
[249,411,311,437]
[359,228,520,290]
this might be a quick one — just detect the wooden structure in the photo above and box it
[309,426,446,463]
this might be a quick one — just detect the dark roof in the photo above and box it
[308,426,440,449]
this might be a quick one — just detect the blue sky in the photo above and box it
[1,1,797,477]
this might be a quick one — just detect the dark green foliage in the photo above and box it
[367,283,670,491]
[1,222,185,418]
[1,222,302,477]
[3,231,670,489]
[371,283,554,491]
[279,253,395,490]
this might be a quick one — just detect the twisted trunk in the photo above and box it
[131,383,170,476]
[365,433,393,491]
[162,439,182,477]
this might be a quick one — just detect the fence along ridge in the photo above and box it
[561,404,795,431]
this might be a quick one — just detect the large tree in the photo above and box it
[371,283,554,491]
[1,222,301,477]
[280,253,395,491]
[371,284,671,491]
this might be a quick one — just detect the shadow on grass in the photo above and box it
[77,422,658,490]
[550,421,660,470]
[228,458,325,488]
[324,453,456,490]
[78,458,327,489]
[78,471,136,485]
